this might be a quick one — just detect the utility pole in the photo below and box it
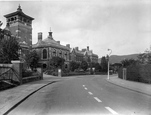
[107,49,112,80]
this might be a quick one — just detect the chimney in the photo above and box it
[87,46,89,51]
[75,47,79,51]
[57,41,60,44]
[66,44,70,48]
[38,32,42,41]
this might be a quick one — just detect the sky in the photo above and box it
[0,0,151,58]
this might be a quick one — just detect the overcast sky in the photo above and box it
[0,0,151,57]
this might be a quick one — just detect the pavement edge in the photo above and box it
[107,79,151,97]
[2,81,56,115]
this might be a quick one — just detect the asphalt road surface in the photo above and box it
[8,75,151,115]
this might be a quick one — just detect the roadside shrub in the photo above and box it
[118,64,151,84]
[22,69,33,78]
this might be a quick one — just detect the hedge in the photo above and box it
[118,64,151,84]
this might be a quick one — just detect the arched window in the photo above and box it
[43,49,47,59]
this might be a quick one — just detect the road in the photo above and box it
[8,75,151,115]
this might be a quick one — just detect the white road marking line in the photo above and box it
[94,97,102,102]
[84,87,88,90]
[105,107,118,115]
[88,92,93,95]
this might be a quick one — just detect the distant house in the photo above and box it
[70,47,85,63]
[70,46,98,64]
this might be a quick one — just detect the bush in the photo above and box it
[118,64,151,84]
[22,69,33,78]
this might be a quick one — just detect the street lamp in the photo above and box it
[107,49,112,80]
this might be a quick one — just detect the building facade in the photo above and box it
[70,47,85,63]
[32,29,70,69]
[4,5,34,56]
[2,5,99,69]
[70,46,98,64]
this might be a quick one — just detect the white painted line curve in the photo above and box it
[105,107,118,115]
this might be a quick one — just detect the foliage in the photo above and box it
[118,64,151,84]
[80,61,88,71]
[121,58,138,67]
[137,50,151,64]
[94,63,102,72]
[25,50,39,70]
[0,35,20,64]
[100,56,108,72]
[49,56,65,69]
[69,61,80,71]
[22,69,33,77]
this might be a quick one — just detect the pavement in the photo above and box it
[107,75,151,96]
[0,74,151,115]
[0,74,63,115]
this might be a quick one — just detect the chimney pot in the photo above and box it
[66,44,70,48]
[87,46,89,51]
[38,32,42,41]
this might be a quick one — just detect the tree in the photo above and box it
[121,58,138,67]
[25,50,40,70]
[80,61,88,71]
[49,56,65,69]
[94,63,102,72]
[70,61,80,72]
[100,56,108,72]
[137,49,151,64]
[0,36,20,63]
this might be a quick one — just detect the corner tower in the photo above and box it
[4,5,34,49]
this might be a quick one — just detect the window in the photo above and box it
[43,64,47,69]
[65,53,67,60]
[59,50,62,57]
[52,49,56,56]
[65,64,68,69]
[43,49,47,59]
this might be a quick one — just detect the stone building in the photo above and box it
[84,46,98,63]
[70,46,98,64]
[4,5,34,56]
[32,29,70,69]
[70,47,85,63]
[2,5,99,69]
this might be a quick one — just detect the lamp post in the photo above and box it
[107,49,112,80]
